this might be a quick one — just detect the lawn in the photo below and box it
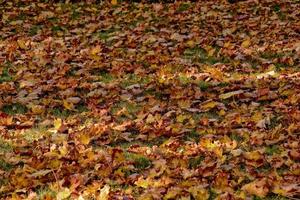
[0,0,299,199]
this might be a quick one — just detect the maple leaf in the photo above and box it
[98,185,110,200]
[1,0,299,198]
[241,179,269,198]
[57,188,71,200]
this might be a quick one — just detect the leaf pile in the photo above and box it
[0,0,299,199]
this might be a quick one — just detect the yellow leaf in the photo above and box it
[241,179,268,198]
[111,0,117,5]
[251,112,263,122]
[59,142,68,156]
[57,188,71,200]
[17,39,27,49]
[54,118,62,130]
[224,42,231,48]
[176,114,187,123]
[201,101,218,110]
[28,169,52,177]
[273,188,287,196]
[146,114,155,124]
[90,45,102,55]
[188,186,209,200]
[256,70,277,79]
[79,134,90,145]
[241,39,251,48]
[208,48,215,57]
[219,109,226,116]
[178,99,191,109]
[219,90,243,99]
[243,151,262,161]
[63,100,74,110]
[98,185,110,200]
[135,177,150,188]
[31,105,44,114]
[186,40,195,47]
[204,68,223,80]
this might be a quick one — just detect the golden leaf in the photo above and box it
[243,151,262,161]
[31,105,44,114]
[188,186,209,200]
[63,100,74,110]
[241,179,268,198]
[241,39,251,48]
[135,177,150,188]
[91,45,102,55]
[111,0,117,5]
[146,114,155,124]
[17,39,27,49]
[54,118,62,130]
[98,185,110,200]
[57,188,71,200]
[186,40,195,47]
[28,169,52,177]
[201,101,218,110]
[79,134,90,145]
[219,90,243,99]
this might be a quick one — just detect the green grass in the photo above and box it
[1,103,27,115]
[98,71,115,83]
[0,159,12,171]
[48,17,59,23]
[188,155,204,169]
[125,153,152,170]
[184,130,200,142]
[51,25,64,33]
[0,67,13,83]
[22,127,50,142]
[229,133,243,142]
[0,138,13,152]
[15,12,26,20]
[28,25,41,36]
[184,46,207,60]
[76,103,89,113]
[259,52,284,60]
[253,194,289,200]
[265,145,280,155]
[217,82,230,88]
[272,4,281,12]
[198,81,211,91]
[98,27,118,41]
[178,74,192,86]
[71,10,81,20]
[120,73,150,88]
[183,46,228,65]
[50,107,71,118]
[36,186,57,200]
[110,135,168,149]
[110,101,141,118]
[208,189,217,200]
[177,3,191,12]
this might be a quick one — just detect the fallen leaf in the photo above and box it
[201,101,218,110]
[241,39,251,48]
[111,0,117,5]
[54,118,62,130]
[98,185,110,200]
[242,179,269,198]
[219,90,243,99]
[28,169,52,178]
[57,188,71,200]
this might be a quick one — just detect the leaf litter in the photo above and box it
[0,0,299,199]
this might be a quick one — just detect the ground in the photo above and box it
[0,0,299,199]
